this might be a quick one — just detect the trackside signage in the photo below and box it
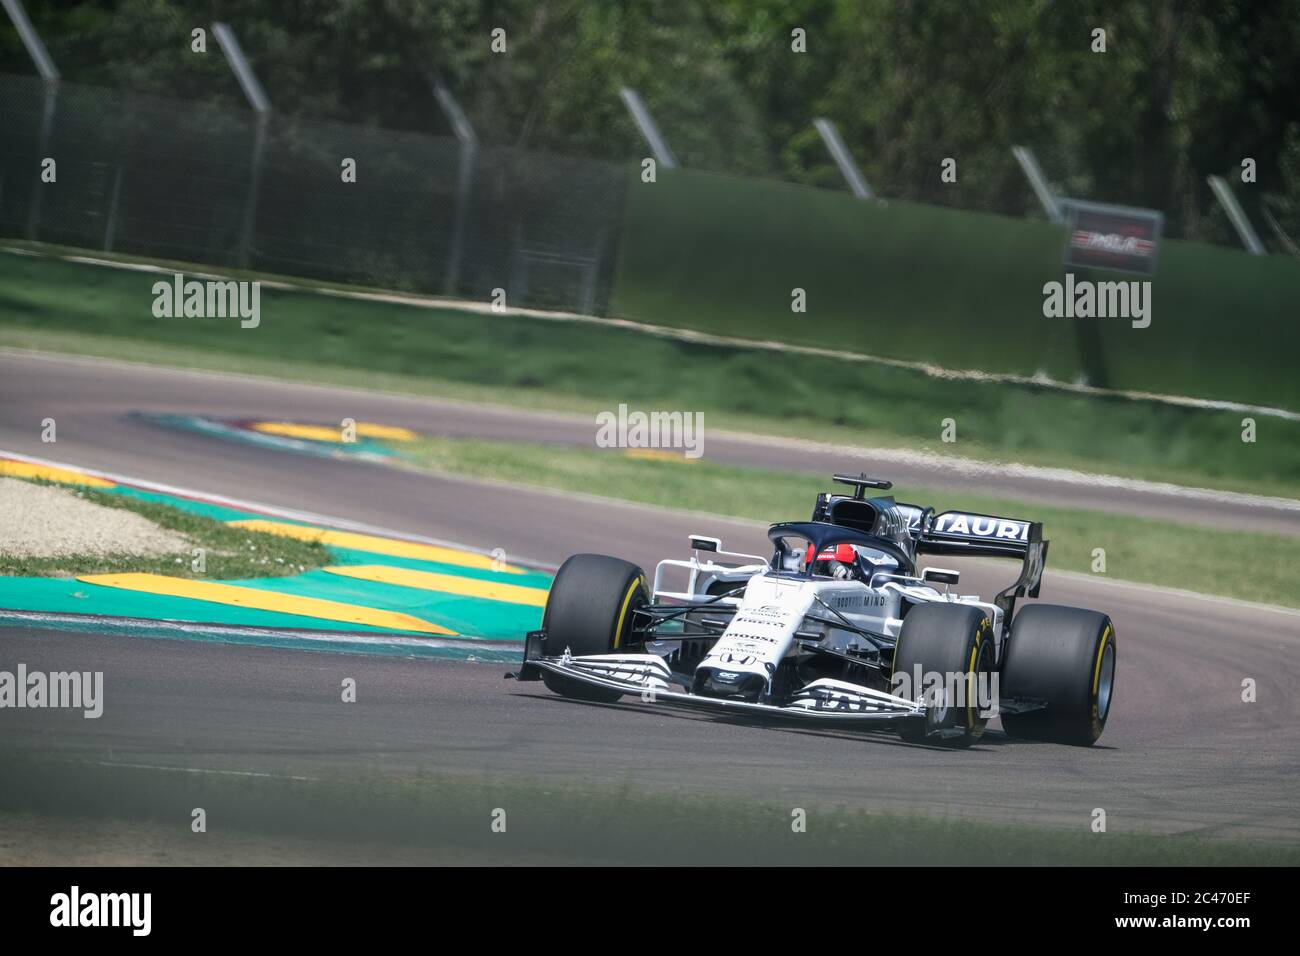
[1061,199,1163,276]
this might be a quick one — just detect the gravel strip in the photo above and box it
[0,478,191,559]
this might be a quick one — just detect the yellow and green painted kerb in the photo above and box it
[0,456,551,657]
[139,414,420,461]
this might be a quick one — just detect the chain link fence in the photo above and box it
[0,72,629,314]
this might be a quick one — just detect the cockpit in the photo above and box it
[803,542,901,582]
[768,521,915,584]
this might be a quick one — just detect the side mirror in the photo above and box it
[689,535,721,553]
[923,567,960,586]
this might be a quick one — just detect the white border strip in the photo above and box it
[0,608,529,649]
[364,462,1300,617]
[4,449,1296,616]
[1048,570,1300,621]
[3,346,1294,515]
[0,447,558,572]
[6,244,1298,421]
[712,431,1300,514]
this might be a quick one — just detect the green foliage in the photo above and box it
[4,1,1296,239]
[612,168,1300,412]
[3,250,1299,498]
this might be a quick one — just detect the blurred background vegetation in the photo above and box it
[3,0,1298,247]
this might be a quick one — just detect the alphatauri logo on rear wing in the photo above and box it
[930,511,1031,542]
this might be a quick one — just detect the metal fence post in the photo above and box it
[102,165,122,251]
[619,87,677,170]
[25,81,57,240]
[431,79,477,296]
[1207,175,1266,255]
[1261,208,1299,258]
[813,118,873,199]
[213,22,272,269]
[1011,146,1063,224]
[2,0,58,80]
[3,0,61,240]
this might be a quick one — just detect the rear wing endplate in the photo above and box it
[914,510,1048,617]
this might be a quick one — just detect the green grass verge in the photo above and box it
[2,248,1298,499]
[613,169,1300,410]
[402,436,1300,608]
[2,754,1291,865]
[0,481,327,578]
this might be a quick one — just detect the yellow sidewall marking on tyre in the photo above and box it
[78,573,456,635]
[966,621,991,733]
[1092,624,1113,695]
[0,460,114,488]
[227,520,525,573]
[322,565,548,606]
[612,576,644,650]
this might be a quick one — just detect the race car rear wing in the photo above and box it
[913,510,1049,617]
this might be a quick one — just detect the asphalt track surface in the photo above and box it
[1,351,1298,845]
[3,350,1298,536]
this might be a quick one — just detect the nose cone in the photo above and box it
[691,665,768,702]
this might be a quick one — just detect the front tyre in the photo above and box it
[999,605,1116,746]
[891,603,996,748]
[540,553,648,703]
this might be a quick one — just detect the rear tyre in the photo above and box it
[891,603,995,748]
[999,605,1115,746]
[540,554,648,703]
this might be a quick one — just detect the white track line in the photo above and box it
[0,609,528,649]
[390,464,1300,617]
[4,449,1296,616]
[2,346,1294,514]
[92,762,316,781]
[0,447,557,572]
[1047,570,1300,621]
[6,244,1298,421]
[713,430,1300,513]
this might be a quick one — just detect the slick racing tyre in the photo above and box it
[891,603,995,748]
[999,605,1115,746]
[540,553,648,703]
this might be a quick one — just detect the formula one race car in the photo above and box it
[511,474,1115,747]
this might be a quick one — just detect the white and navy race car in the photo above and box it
[511,474,1115,747]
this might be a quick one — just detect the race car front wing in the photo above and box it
[509,631,926,726]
